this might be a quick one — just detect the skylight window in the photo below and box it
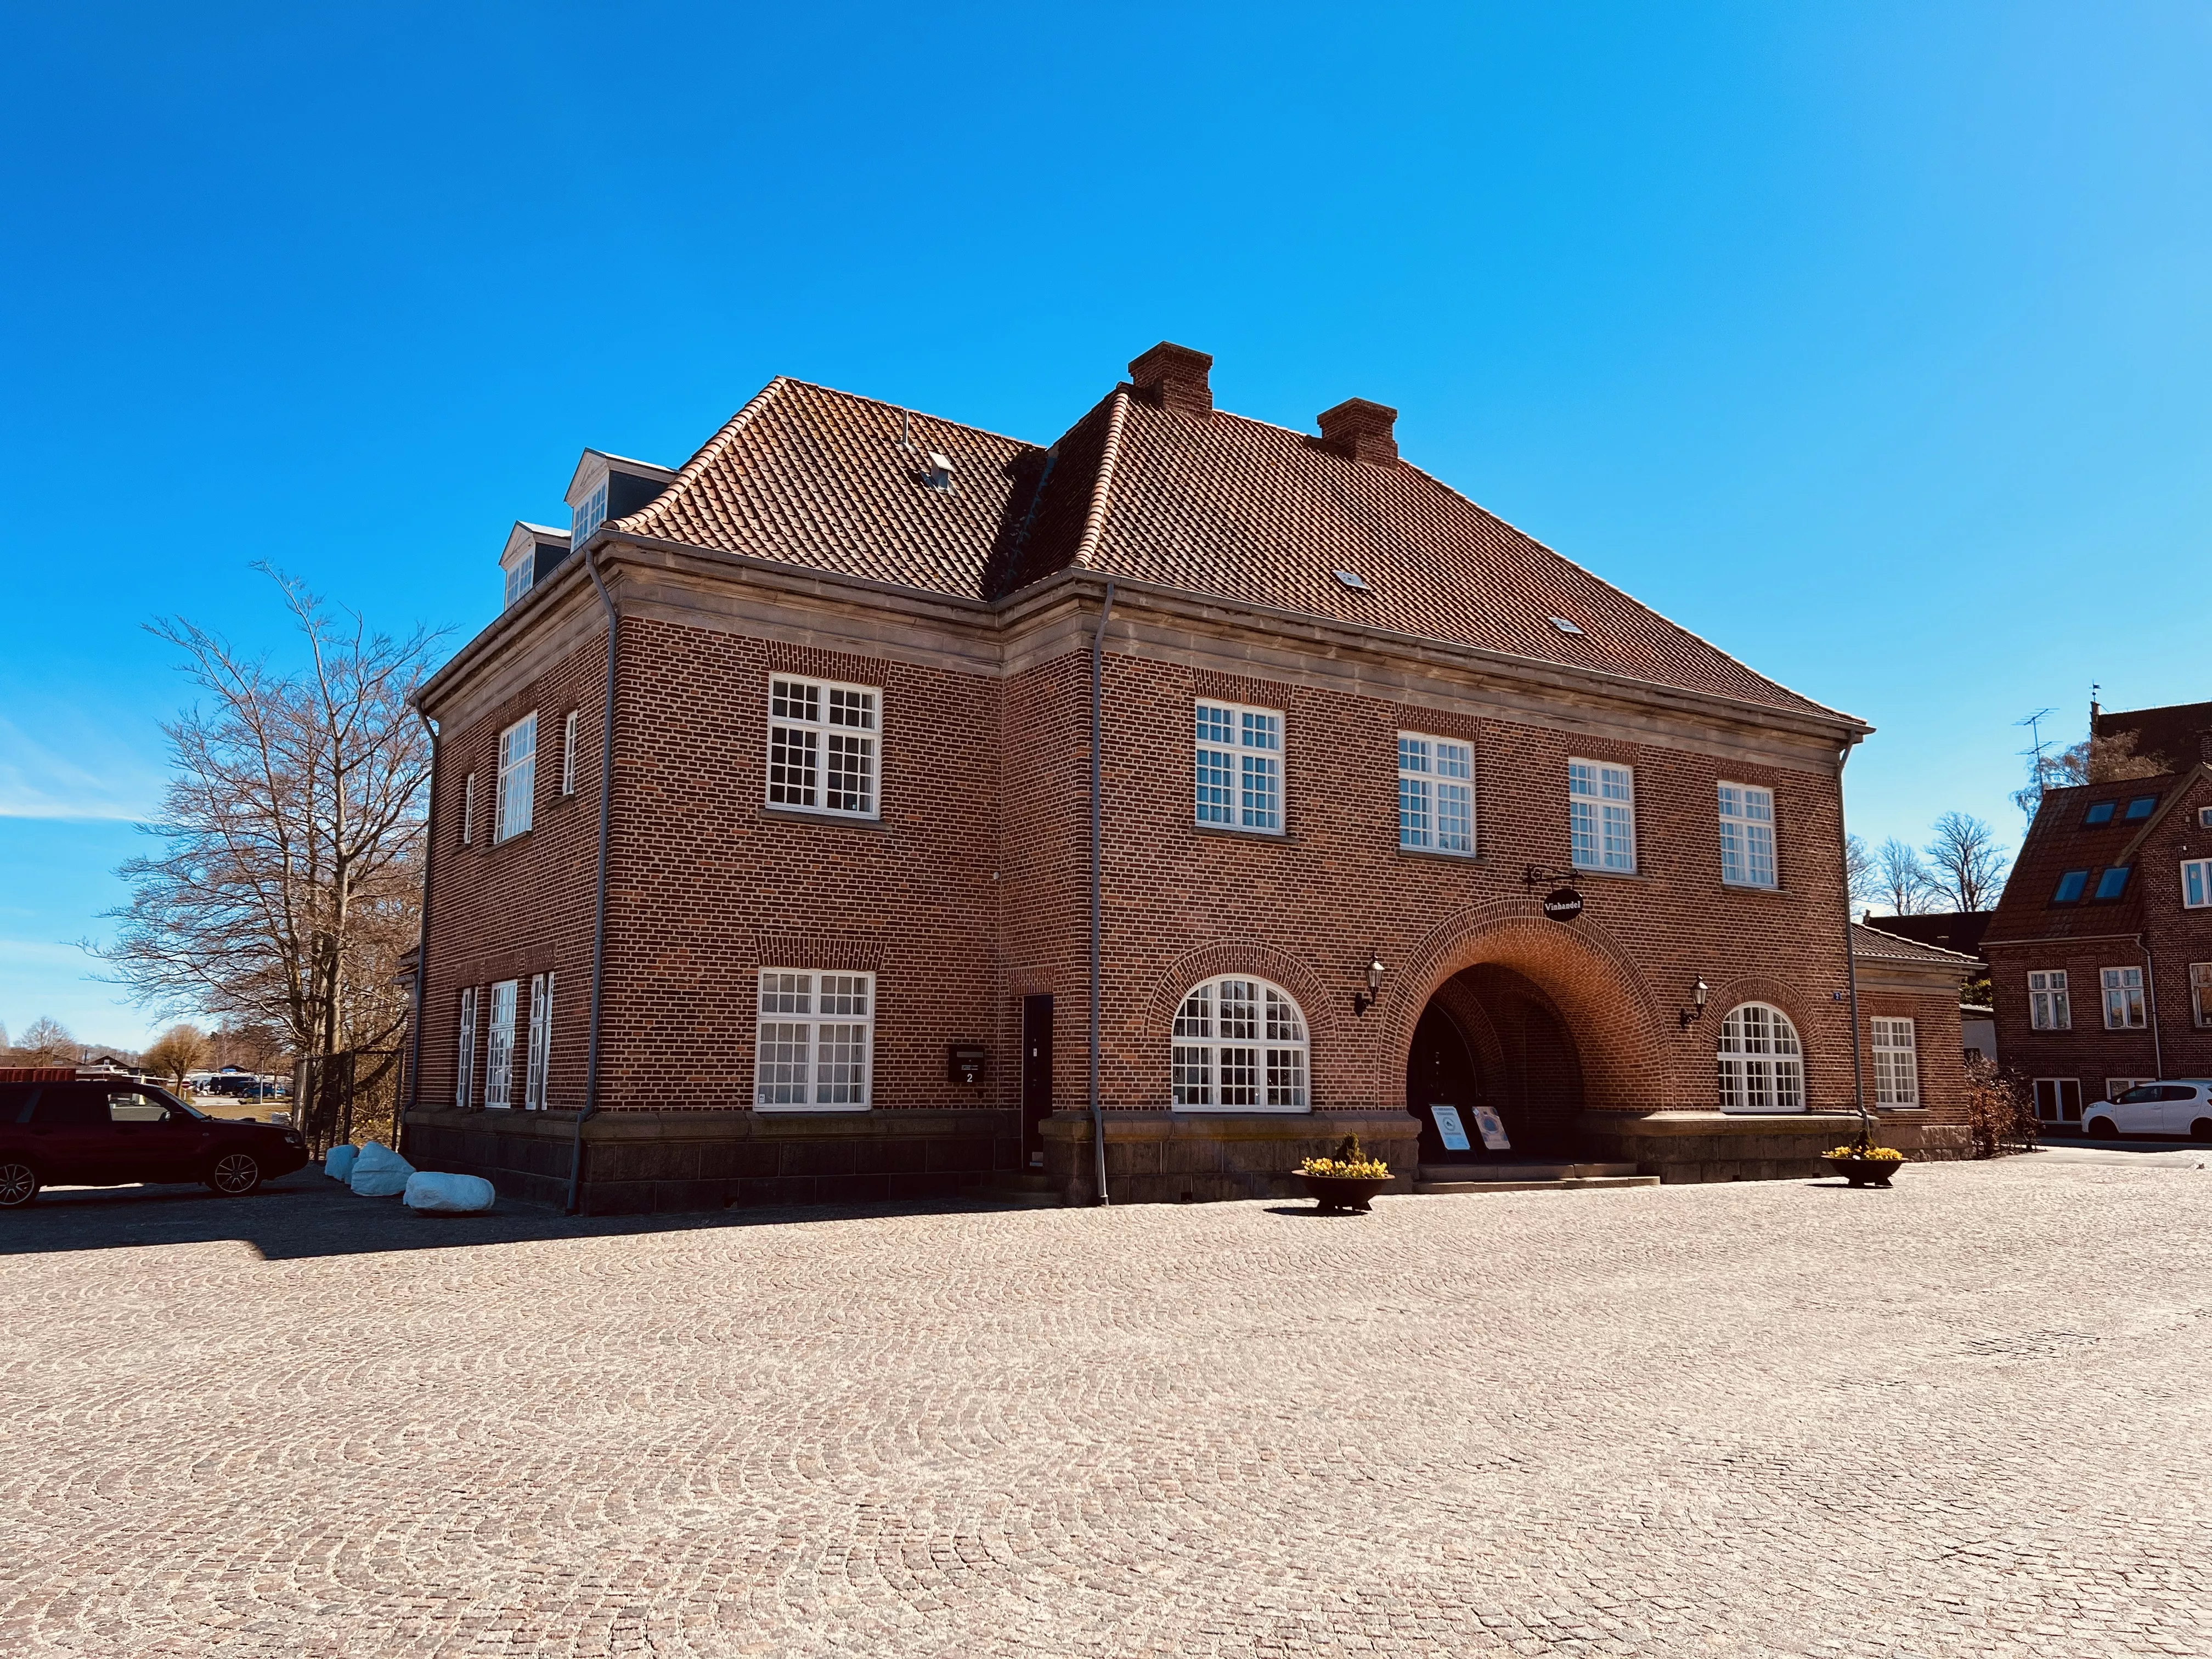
[1549,617,1584,635]
[2082,801,2115,826]
[1333,569,1370,592]
[2092,866,2131,901]
[2052,869,2089,904]
[2124,794,2158,821]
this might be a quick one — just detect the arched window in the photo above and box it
[1717,1003,1804,1113]
[1172,976,1309,1111]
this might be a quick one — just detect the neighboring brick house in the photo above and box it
[403,343,1959,1212]
[1981,758,2212,1130]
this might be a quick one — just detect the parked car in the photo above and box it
[0,1076,308,1208]
[2081,1081,2212,1142]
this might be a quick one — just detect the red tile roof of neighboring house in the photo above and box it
[1980,766,2212,946]
[1850,922,1983,970]
[612,372,1859,725]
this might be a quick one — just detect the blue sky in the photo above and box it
[3,2,2207,1046]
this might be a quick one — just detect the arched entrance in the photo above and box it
[1407,964,1586,1162]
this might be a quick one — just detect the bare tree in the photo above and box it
[1922,811,2010,912]
[142,1023,209,1088]
[1870,837,1934,915]
[1844,832,1878,910]
[2013,729,2169,823]
[15,1016,77,1065]
[97,568,437,1146]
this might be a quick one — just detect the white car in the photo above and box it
[2081,1081,2212,1142]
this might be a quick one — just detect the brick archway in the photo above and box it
[1386,899,1667,1115]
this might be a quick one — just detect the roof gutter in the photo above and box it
[2141,936,2165,1077]
[565,548,620,1215]
[1087,580,1118,1206]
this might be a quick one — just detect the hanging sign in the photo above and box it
[1542,887,1585,923]
[1429,1103,1472,1152]
[1471,1105,1513,1151]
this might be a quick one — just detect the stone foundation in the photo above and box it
[1577,1110,1868,1183]
[402,1106,1022,1215]
[1041,1110,1422,1206]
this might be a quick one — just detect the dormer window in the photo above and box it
[572,482,607,551]
[502,551,534,610]
[497,522,571,612]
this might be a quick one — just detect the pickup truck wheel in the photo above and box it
[209,1153,262,1196]
[0,1161,39,1208]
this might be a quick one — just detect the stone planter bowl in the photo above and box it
[1299,1173,1390,1214]
[1824,1154,1903,1188]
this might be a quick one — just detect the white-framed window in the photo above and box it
[1569,759,1636,872]
[2100,966,2146,1030]
[484,978,518,1109]
[1871,1017,1919,1108]
[2193,962,2212,1029]
[2028,969,2071,1030]
[496,713,537,842]
[561,710,579,796]
[1717,1002,1803,1113]
[1398,733,1474,855]
[1195,701,1284,833]
[1171,975,1309,1111]
[766,676,878,817]
[572,481,607,551]
[2033,1077,2082,1123]
[2183,859,2211,909]
[755,970,873,1110]
[461,772,476,846]
[502,552,533,610]
[1717,782,1778,888]
[524,972,555,1110]
[455,986,477,1109]
[2200,806,2212,830]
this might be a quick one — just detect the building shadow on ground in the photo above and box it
[0,1170,1045,1262]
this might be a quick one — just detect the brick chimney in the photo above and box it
[1127,342,1214,419]
[1316,398,1399,465]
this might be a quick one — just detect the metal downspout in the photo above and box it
[402,708,439,1153]
[1088,581,1118,1206]
[2141,936,2164,1077]
[566,548,620,1214]
[1838,743,1871,1140]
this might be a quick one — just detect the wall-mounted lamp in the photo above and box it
[1679,978,1710,1029]
[1352,950,1387,1017]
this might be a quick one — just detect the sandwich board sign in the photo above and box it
[1428,1103,1472,1153]
[1471,1105,1512,1151]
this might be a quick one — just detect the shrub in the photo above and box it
[1963,1055,2039,1158]
[1296,1134,1391,1180]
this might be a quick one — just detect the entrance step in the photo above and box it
[1414,1161,1658,1196]
[982,1172,1062,1207]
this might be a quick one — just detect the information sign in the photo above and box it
[1471,1105,1512,1151]
[1429,1102,1471,1152]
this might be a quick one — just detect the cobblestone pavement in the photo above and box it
[3,1154,2209,1658]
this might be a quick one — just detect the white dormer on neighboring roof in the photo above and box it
[565,449,680,561]
[500,522,572,611]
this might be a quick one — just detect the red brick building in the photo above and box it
[1982,737,2212,1131]
[403,343,1970,1211]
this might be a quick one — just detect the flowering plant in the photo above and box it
[1825,1143,1904,1163]
[1297,1134,1390,1180]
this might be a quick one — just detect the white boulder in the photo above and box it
[348,1141,415,1198]
[324,1143,358,1181]
[403,1171,495,1214]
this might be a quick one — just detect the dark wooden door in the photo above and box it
[1020,995,1054,1166]
[1407,1004,1482,1163]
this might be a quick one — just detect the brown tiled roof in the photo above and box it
[1857,912,1994,958]
[1850,922,1982,969]
[611,374,1858,724]
[1980,768,2211,945]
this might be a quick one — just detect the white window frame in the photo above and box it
[1871,1017,1919,1108]
[2100,966,2146,1030]
[561,710,579,797]
[754,970,874,1111]
[2033,1077,2081,1123]
[1194,701,1284,834]
[1716,1002,1804,1113]
[461,772,476,847]
[1397,732,1474,855]
[1569,759,1636,873]
[524,972,555,1110]
[2028,969,2070,1031]
[1717,782,1778,888]
[495,713,537,843]
[455,986,477,1110]
[484,979,518,1109]
[2192,962,2212,1029]
[572,480,607,551]
[765,676,880,819]
[501,550,534,610]
[1170,975,1310,1113]
[2182,859,2212,910]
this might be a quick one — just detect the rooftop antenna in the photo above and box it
[2016,706,2057,794]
